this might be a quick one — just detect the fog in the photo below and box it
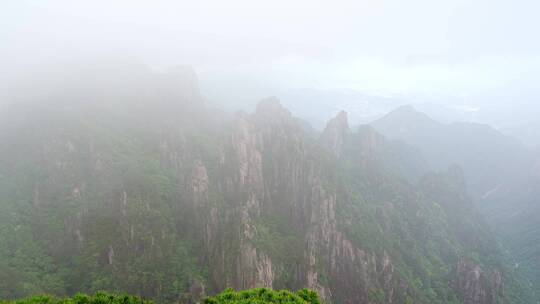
[2,0,539,138]
[2,2,540,302]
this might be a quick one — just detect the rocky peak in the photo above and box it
[393,104,416,113]
[371,104,439,138]
[255,97,292,121]
[387,104,429,120]
[158,65,204,108]
[320,111,350,157]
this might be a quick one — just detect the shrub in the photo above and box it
[2,292,151,304]
[202,288,320,304]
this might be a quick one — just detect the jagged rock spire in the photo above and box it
[160,65,204,108]
[321,110,350,157]
[255,96,292,120]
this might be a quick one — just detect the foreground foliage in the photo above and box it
[0,292,151,304]
[0,289,319,304]
[203,288,320,304]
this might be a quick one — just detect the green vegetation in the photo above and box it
[203,288,320,304]
[0,292,151,304]
[0,289,319,304]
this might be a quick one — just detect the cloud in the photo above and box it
[1,0,539,102]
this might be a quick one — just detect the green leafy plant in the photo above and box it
[1,292,151,304]
[202,288,320,304]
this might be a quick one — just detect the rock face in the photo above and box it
[320,111,350,157]
[455,258,503,304]
[231,103,397,302]
[174,99,511,303]
[141,98,406,302]
[0,67,527,303]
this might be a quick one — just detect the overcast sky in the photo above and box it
[2,0,539,124]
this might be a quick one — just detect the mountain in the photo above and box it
[0,66,532,304]
[278,89,381,129]
[371,105,532,199]
[251,88,408,130]
[502,122,540,149]
[477,151,540,300]
[371,105,539,301]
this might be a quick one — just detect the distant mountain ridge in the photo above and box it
[371,104,540,301]
[371,105,531,198]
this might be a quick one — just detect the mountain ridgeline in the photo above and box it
[371,105,540,301]
[0,65,532,303]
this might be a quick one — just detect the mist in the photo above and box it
[2,1,540,133]
[1,1,540,303]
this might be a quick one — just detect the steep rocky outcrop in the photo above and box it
[164,98,406,303]
[455,257,503,304]
[320,111,350,157]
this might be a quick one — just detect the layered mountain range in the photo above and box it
[371,105,540,301]
[0,65,533,303]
